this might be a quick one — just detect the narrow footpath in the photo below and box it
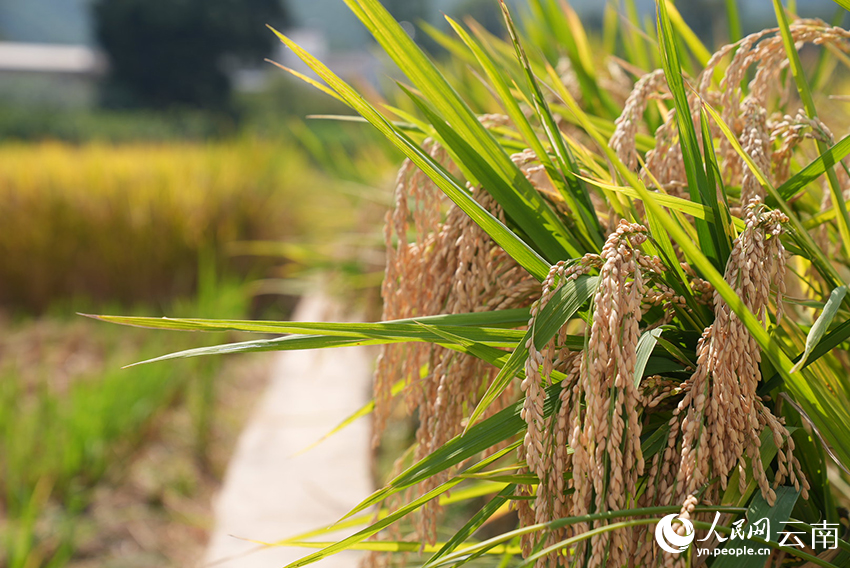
[203,292,375,568]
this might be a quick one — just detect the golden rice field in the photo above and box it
[0,138,360,311]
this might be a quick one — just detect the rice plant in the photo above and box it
[98,0,850,566]
[0,138,356,311]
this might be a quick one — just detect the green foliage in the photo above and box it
[0,276,248,568]
[99,0,850,567]
[0,106,230,143]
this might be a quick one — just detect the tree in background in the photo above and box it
[92,0,289,110]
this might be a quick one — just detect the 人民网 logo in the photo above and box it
[655,514,695,554]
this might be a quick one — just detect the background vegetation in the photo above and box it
[4,0,850,567]
[96,1,850,567]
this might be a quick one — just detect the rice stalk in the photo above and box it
[365,16,847,568]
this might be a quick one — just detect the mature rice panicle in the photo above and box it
[369,18,847,567]
[377,134,542,543]
[737,99,772,210]
[636,204,808,568]
[612,20,850,207]
[770,109,837,185]
[610,69,669,172]
[580,223,647,568]
[518,222,667,567]
[517,259,590,562]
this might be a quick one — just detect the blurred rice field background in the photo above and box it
[0,129,393,567]
[0,137,373,312]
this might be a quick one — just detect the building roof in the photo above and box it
[0,42,105,74]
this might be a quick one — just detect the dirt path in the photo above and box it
[203,292,375,568]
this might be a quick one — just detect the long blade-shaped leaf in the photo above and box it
[700,106,735,263]
[792,286,847,373]
[466,274,598,431]
[397,83,587,257]
[268,27,551,281]
[634,328,664,386]
[499,1,602,250]
[423,484,516,567]
[282,444,518,568]
[445,17,561,207]
[577,174,745,230]
[775,134,850,201]
[89,308,531,335]
[656,0,719,269]
[341,0,579,262]
[713,486,800,568]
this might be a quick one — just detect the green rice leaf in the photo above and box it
[423,484,517,567]
[115,324,532,367]
[265,60,346,103]
[792,286,847,373]
[444,16,554,187]
[345,384,565,521]
[700,106,735,264]
[282,444,519,568]
[466,274,598,432]
[269,540,516,554]
[634,328,664,386]
[656,0,719,269]
[89,308,531,335]
[713,486,800,568]
[267,26,552,280]
[419,20,479,66]
[499,1,603,250]
[577,174,745,230]
[340,0,579,263]
[396,83,581,259]
[775,136,850,201]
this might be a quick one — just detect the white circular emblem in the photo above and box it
[655,514,695,554]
